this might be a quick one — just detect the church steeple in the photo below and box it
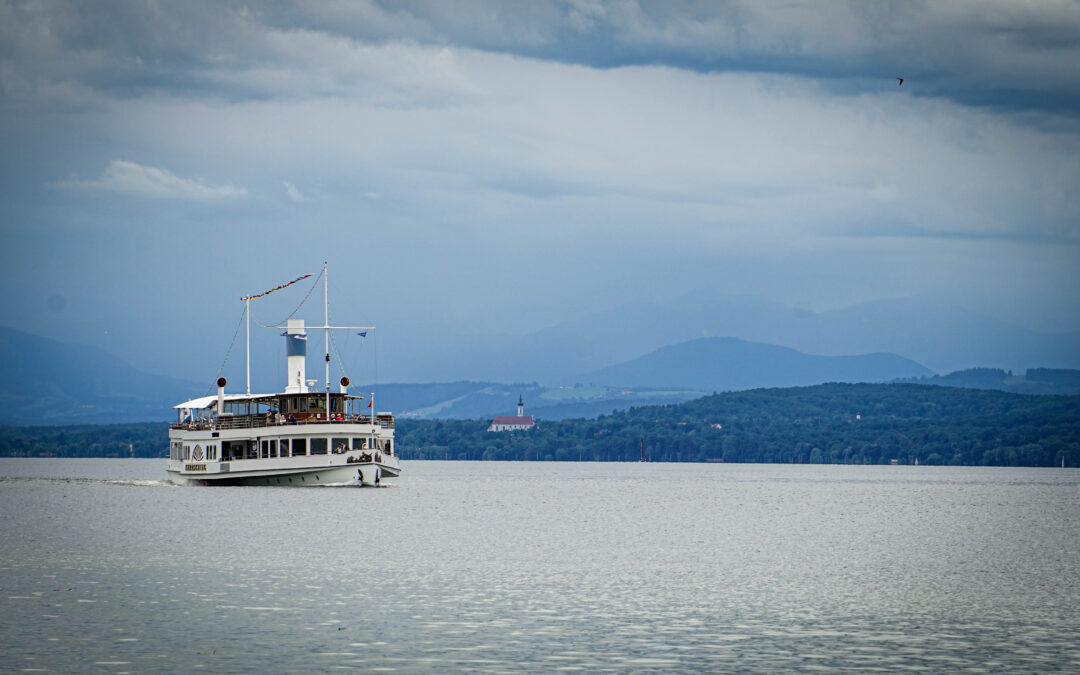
[517,395,524,417]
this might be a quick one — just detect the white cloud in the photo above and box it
[60,160,247,200]
[201,33,485,108]
[283,180,304,202]
[77,44,1077,245]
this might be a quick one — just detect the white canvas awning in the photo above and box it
[173,393,272,409]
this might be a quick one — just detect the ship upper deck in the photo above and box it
[172,391,393,431]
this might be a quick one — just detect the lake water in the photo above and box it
[1,459,1079,673]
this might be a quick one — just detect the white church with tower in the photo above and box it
[487,395,535,432]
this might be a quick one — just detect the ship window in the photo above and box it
[270,439,278,458]
[332,437,348,453]
[352,438,364,450]
[330,398,340,412]
[310,438,328,455]
[292,438,307,456]
[298,398,307,412]
[385,439,393,455]
[183,445,191,461]
[309,397,325,411]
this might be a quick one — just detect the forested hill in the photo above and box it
[2,383,1078,466]
[901,367,1080,395]
[399,383,1080,466]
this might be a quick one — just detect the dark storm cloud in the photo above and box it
[3,1,1080,115]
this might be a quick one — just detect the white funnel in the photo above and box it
[284,319,308,393]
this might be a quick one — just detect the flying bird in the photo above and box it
[897,77,904,86]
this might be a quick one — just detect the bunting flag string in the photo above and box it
[241,274,312,301]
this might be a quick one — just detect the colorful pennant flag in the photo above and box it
[241,273,312,301]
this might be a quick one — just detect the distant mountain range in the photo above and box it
[579,337,934,390]
[4,321,1078,426]
[0,326,203,425]
[394,294,1079,383]
[357,381,703,421]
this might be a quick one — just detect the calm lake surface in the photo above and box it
[1,459,1078,673]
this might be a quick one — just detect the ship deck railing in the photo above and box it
[209,450,392,463]
[171,413,395,432]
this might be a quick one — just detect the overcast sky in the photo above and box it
[2,0,1079,380]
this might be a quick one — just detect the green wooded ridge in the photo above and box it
[2,383,1078,466]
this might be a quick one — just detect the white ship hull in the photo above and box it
[167,419,400,487]
[166,452,400,486]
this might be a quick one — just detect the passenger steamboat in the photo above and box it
[165,264,400,486]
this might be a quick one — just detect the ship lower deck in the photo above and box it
[166,454,399,486]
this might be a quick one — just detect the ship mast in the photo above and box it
[280,262,374,419]
[245,298,251,394]
[324,262,331,417]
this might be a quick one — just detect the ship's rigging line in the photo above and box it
[252,267,323,329]
[208,269,375,401]
[246,268,373,399]
[328,304,352,386]
[205,306,247,397]
[205,271,320,397]
[327,302,377,396]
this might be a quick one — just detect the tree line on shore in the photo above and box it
[400,383,1080,466]
[2,383,1077,467]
